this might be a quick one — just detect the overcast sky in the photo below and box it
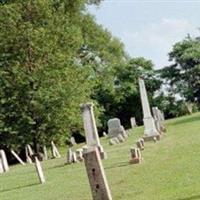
[89,0,200,69]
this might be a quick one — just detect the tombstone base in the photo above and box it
[143,134,160,142]
[129,158,141,164]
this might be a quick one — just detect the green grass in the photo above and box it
[1,113,200,200]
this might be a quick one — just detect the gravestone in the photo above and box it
[103,132,107,137]
[72,152,78,163]
[117,134,125,143]
[136,140,144,151]
[83,147,112,200]
[70,137,77,146]
[25,146,32,164]
[107,118,127,138]
[43,146,48,160]
[51,141,61,158]
[0,150,9,172]
[34,156,45,184]
[11,150,25,165]
[76,149,84,162]
[80,103,106,159]
[139,78,160,141]
[152,107,166,133]
[129,147,142,164]
[66,148,73,164]
[0,159,4,173]
[130,117,137,128]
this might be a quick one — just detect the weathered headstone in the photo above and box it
[152,107,166,133]
[109,138,116,145]
[76,149,84,162]
[66,148,73,164]
[43,146,48,160]
[0,159,4,173]
[72,152,78,163]
[107,118,127,139]
[34,156,45,184]
[129,147,142,164]
[51,141,61,158]
[130,117,137,128]
[83,147,112,200]
[80,103,106,159]
[70,137,77,146]
[139,78,160,141]
[103,132,107,137]
[136,140,144,151]
[11,150,25,165]
[0,150,9,172]
[25,146,32,164]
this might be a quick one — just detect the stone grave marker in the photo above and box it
[129,147,142,164]
[11,150,25,165]
[0,150,9,172]
[136,140,144,151]
[139,78,160,141]
[130,117,137,128]
[76,149,84,162]
[34,156,45,184]
[83,147,112,200]
[66,148,73,164]
[51,141,61,158]
[80,103,106,159]
[107,118,127,139]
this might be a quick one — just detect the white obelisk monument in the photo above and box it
[139,78,160,141]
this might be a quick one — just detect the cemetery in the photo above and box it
[1,1,200,200]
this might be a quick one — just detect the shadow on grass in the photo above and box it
[105,161,129,170]
[0,182,38,193]
[169,115,200,126]
[176,194,200,200]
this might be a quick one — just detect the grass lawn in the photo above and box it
[0,112,200,200]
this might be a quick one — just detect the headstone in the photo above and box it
[11,150,26,165]
[25,146,32,164]
[0,159,4,173]
[129,147,142,164]
[103,132,107,137]
[83,147,112,200]
[152,107,166,133]
[0,150,9,172]
[27,144,34,156]
[138,78,160,141]
[109,138,116,145]
[66,148,73,164]
[51,141,61,158]
[136,140,144,151]
[76,149,84,162]
[130,117,137,128]
[34,156,45,184]
[80,103,106,159]
[43,146,48,160]
[107,118,127,138]
[70,137,77,146]
[72,152,78,163]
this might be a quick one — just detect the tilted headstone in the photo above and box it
[152,107,166,133]
[103,132,107,137]
[0,159,4,173]
[83,147,112,200]
[0,150,9,172]
[51,141,61,158]
[34,156,45,184]
[80,103,106,159]
[139,78,159,141]
[72,152,78,163]
[25,146,32,164]
[107,118,127,139]
[11,150,25,165]
[129,147,142,164]
[130,117,137,128]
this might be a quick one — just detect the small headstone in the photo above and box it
[0,159,4,173]
[25,146,32,164]
[136,140,144,151]
[103,132,107,137]
[70,137,77,146]
[43,146,48,160]
[34,156,45,184]
[27,145,34,156]
[0,150,9,172]
[66,148,73,164]
[130,117,137,128]
[72,152,78,163]
[109,138,116,145]
[11,150,25,165]
[129,147,142,164]
[76,149,84,162]
[107,118,127,138]
[83,147,112,200]
[51,141,61,158]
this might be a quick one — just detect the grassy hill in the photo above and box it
[0,113,200,200]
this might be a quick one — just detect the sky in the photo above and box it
[88,0,200,69]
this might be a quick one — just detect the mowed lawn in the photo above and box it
[0,113,200,200]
